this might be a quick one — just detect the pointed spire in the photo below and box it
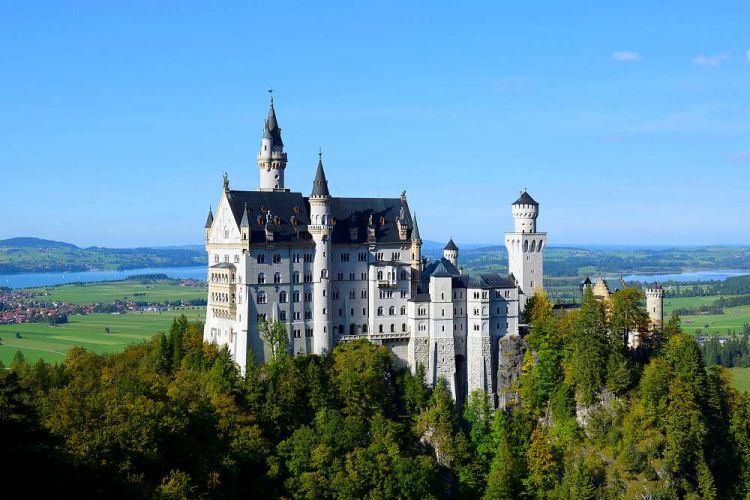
[204,206,214,228]
[264,91,283,147]
[311,149,330,197]
[444,238,458,251]
[240,203,250,227]
[411,212,421,242]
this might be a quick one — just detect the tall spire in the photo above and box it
[311,149,330,197]
[411,212,421,242]
[258,92,288,191]
[240,203,250,227]
[204,206,214,228]
[265,92,283,147]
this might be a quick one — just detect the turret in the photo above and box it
[410,213,422,295]
[645,282,664,331]
[443,239,458,267]
[308,151,333,354]
[257,95,288,191]
[512,190,539,233]
[204,206,213,241]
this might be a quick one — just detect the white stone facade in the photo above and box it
[203,99,543,404]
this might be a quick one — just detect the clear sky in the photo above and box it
[1,1,749,247]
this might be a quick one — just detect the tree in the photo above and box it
[609,287,648,351]
[104,326,110,335]
[571,287,609,405]
[258,319,288,363]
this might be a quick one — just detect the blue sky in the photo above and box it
[1,1,749,247]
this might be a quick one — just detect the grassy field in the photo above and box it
[23,280,206,305]
[0,307,205,365]
[731,367,750,393]
[664,295,750,335]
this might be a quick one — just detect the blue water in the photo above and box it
[622,269,750,283]
[0,266,207,289]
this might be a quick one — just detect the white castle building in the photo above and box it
[203,98,547,403]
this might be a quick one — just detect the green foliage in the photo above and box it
[571,287,610,405]
[258,319,288,363]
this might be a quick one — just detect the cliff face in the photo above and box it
[496,335,528,408]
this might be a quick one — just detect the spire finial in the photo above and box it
[318,147,322,161]
[268,87,274,106]
[223,172,229,191]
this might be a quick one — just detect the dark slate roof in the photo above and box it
[444,239,458,251]
[226,190,311,243]
[422,258,461,280]
[580,277,592,286]
[513,191,539,206]
[455,273,516,290]
[224,190,415,245]
[409,293,431,303]
[210,262,236,269]
[327,197,414,244]
[240,204,250,228]
[411,213,421,241]
[204,207,214,228]
[311,158,330,197]
[266,103,283,147]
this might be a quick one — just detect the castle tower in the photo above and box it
[428,263,457,399]
[443,239,458,267]
[410,213,422,296]
[308,152,333,354]
[645,283,664,331]
[204,206,213,242]
[505,190,547,314]
[257,96,288,191]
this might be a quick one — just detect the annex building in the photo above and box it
[203,98,547,403]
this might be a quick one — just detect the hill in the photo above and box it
[0,238,204,274]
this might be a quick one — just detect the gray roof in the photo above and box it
[328,197,414,244]
[240,203,250,228]
[411,213,421,242]
[423,258,461,280]
[204,207,214,228]
[444,239,458,251]
[513,191,539,206]
[223,189,415,245]
[265,103,283,147]
[210,262,236,269]
[311,158,330,197]
[409,293,431,303]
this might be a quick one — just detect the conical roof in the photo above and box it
[444,239,458,251]
[311,155,330,197]
[204,207,214,228]
[513,190,538,206]
[240,203,250,227]
[265,101,283,147]
[411,213,421,242]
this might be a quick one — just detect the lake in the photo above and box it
[0,266,207,289]
[622,269,750,283]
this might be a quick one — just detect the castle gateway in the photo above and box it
[203,98,546,403]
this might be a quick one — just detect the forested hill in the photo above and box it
[0,237,203,274]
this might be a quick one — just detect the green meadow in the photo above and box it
[22,280,205,305]
[664,295,750,335]
[0,307,205,365]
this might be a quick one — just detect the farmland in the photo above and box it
[664,295,750,335]
[21,279,206,305]
[0,307,205,365]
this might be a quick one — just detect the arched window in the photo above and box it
[273,254,281,263]
[293,290,300,302]
[274,272,281,284]
[377,270,383,280]
[377,306,384,316]
[388,306,395,315]
[257,291,267,304]
[257,254,265,264]
[362,324,368,333]
[379,324,384,333]
[279,291,287,303]
[402,323,407,332]
[293,272,300,283]
[257,273,265,284]
[400,306,406,315]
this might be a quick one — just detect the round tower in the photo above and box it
[443,239,459,267]
[309,152,333,354]
[645,282,664,331]
[257,96,288,191]
[512,191,539,233]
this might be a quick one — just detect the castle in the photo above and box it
[203,98,546,403]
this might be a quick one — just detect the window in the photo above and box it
[257,254,265,264]
[391,252,401,261]
[304,273,313,283]
[257,313,266,321]
[400,289,408,298]
[257,273,265,284]
[350,324,356,335]
[292,254,300,263]
[279,291,287,303]
[304,310,312,320]
[273,254,281,263]
[321,269,328,278]
[362,324,368,333]
[351,308,355,316]
[349,290,356,299]
[390,324,395,332]
[304,291,312,302]
[400,270,407,280]
[274,272,281,284]
[214,255,219,263]
[378,271,383,280]
[349,272,355,280]
[389,306,395,315]
[363,308,367,315]
[377,306,384,316]
[293,272,300,283]
[293,291,300,302]
[294,311,301,320]
[402,323,407,332]
[305,328,314,337]
[379,325,384,333]
[376,252,384,261]
[340,253,350,262]
[358,252,367,261]
[304,253,314,263]
[337,272,344,280]
[279,310,287,320]
[418,307,426,315]
[332,290,340,300]
[233,254,240,263]
[338,308,343,317]
[224,254,229,262]
[294,329,301,338]
[361,272,367,280]
[400,306,406,315]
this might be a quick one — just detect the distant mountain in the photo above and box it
[0,237,79,249]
